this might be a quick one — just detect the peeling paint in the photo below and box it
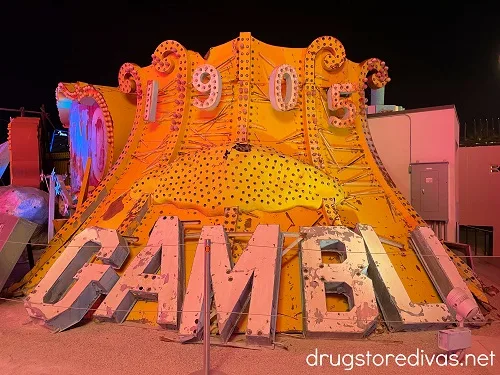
[94,217,183,328]
[314,308,324,324]
[102,195,125,221]
[301,226,378,337]
[180,224,282,345]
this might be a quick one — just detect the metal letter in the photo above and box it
[144,80,159,122]
[180,224,283,345]
[24,227,128,331]
[94,216,184,328]
[300,226,378,337]
[355,224,452,331]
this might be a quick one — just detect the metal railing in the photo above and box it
[458,225,493,256]
[460,117,500,146]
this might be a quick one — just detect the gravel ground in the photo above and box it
[1,259,500,375]
[1,299,500,375]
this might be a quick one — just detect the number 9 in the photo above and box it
[192,64,222,110]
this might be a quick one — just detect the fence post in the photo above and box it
[203,238,211,375]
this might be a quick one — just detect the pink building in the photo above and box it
[458,146,498,256]
[368,105,497,256]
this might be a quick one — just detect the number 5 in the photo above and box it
[327,83,356,128]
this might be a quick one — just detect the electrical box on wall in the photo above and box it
[410,162,449,221]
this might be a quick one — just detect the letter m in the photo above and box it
[179,224,283,346]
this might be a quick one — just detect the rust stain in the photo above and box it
[103,195,125,221]
[355,301,378,329]
[128,318,150,324]
[135,257,147,269]
[310,280,319,288]
[119,284,130,292]
[244,218,252,230]
[314,308,324,324]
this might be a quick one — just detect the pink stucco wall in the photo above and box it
[368,106,459,241]
[458,146,500,256]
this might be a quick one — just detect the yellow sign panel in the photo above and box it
[12,33,486,333]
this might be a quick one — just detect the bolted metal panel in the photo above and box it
[179,226,226,342]
[0,213,38,291]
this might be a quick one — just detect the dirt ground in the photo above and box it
[1,258,500,375]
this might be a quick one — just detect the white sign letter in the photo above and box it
[180,224,283,345]
[24,227,129,331]
[355,224,452,330]
[94,216,184,328]
[300,226,378,337]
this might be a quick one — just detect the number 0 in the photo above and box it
[269,64,299,111]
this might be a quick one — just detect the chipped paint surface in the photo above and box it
[94,216,183,328]
[25,227,129,306]
[179,225,283,345]
[25,263,119,332]
[23,227,130,330]
[300,226,378,337]
[356,224,452,331]
[20,221,485,338]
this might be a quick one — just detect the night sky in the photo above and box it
[1,2,499,138]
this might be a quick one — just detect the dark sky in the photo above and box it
[1,2,499,135]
